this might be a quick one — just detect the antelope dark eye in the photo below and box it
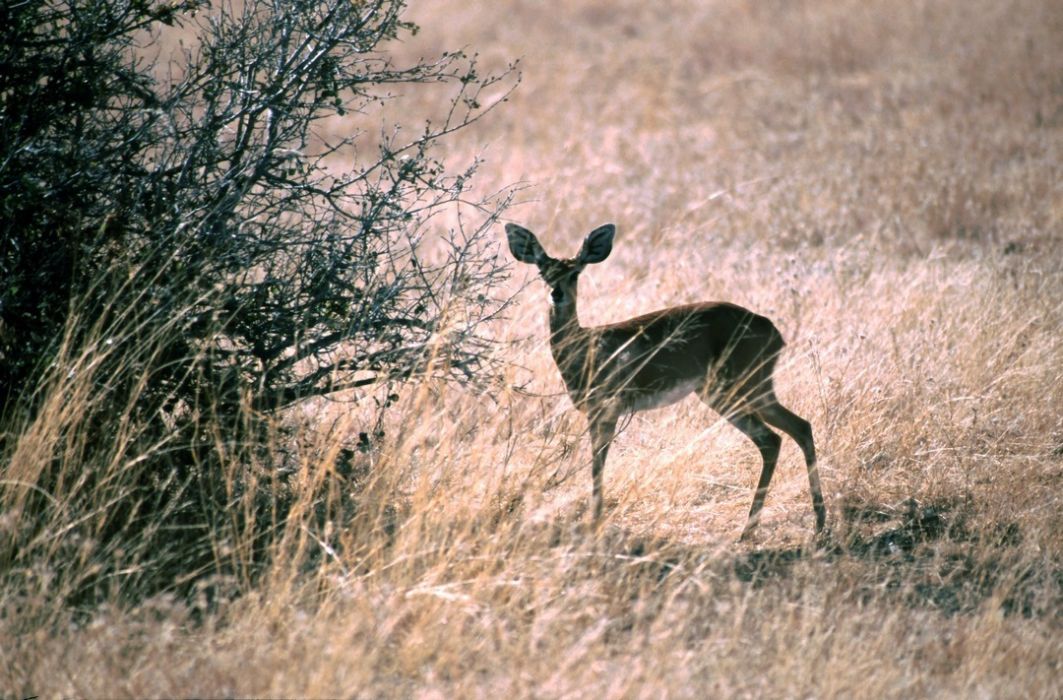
[551,287,564,303]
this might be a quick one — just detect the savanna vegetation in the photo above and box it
[2,0,1061,697]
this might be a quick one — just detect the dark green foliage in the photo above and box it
[0,1,171,407]
[0,0,517,604]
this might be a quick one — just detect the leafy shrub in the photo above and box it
[0,0,517,604]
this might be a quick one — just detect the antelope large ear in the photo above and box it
[578,224,615,264]
[505,223,547,264]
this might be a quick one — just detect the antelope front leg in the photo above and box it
[588,416,617,523]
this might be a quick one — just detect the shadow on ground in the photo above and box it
[603,498,1061,619]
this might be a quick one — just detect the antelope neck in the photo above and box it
[548,291,581,343]
[548,290,598,399]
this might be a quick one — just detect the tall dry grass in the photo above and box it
[3,0,1062,697]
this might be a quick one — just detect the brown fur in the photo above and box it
[506,222,826,538]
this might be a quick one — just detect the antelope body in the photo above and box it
[506,222,825,539]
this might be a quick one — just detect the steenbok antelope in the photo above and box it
[506,222,825,539]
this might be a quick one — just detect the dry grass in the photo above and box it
[4,0,1063,697]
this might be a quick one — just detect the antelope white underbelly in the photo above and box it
[626,377,700,412]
